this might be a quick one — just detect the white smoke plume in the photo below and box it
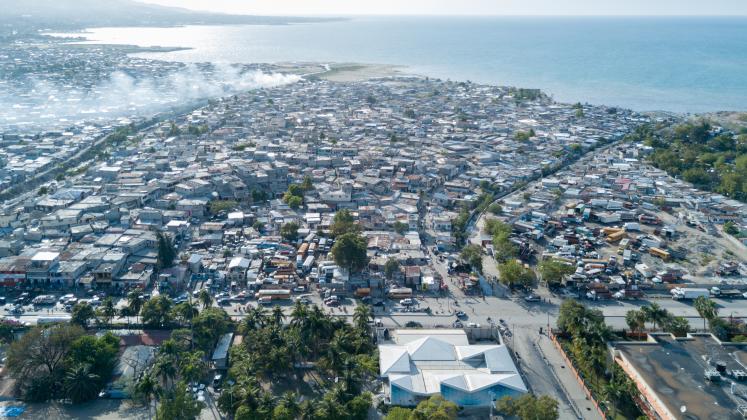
[0,64,301,132]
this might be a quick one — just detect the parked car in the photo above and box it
[400,298,416,306]
[524,295,541,302]
[455,311,467,318]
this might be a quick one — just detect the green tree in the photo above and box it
[498,259,535,288]
[134,374,160,419]
[197,289,213,310]
[411,395,458,420]
[157,381,204,420]
[141,296,174,328]
[280,222,299,242]
[538,260,574,288]
[641,302,669,331]
[625,309,646,336]
[128,290,145,317]
[384,258,400,280]
[331,209,361,238]
[460,244,483,273]
[71,302,95,328]
[64,364,100,404]
[393,221,408,235]
[352,304,372,336]
[301,175,314,192]
[488,203,502,215]
[0,322,15,344]
[209,200,239,214]
[157,232,177,269]
[192,308,233,351]
[330,232,368,273]
[497,394,559,420]
[287,195,303,209]
[385,407,413,420]
[724,221,740,236]
[694,296,718,331]
[663,315,691,337]
[96,297,116,328]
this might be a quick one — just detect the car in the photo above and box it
[372,300,385,307]
[212,374,223,390]
[524,295,541,302]
[455,311,467,318]
[293,286,306,293]
[467,322,480,328]
[399,298,416,306]
[296,297,311,304]
[217,298,231,306]
[452,320,464,328]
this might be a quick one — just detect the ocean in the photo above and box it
[62,16,747,113]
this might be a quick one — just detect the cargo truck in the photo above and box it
[671,288,710,300]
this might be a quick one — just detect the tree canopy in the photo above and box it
[330,209,361,238]
[331,232,369,273]
[6,324,118,403]
[280,222,299,242]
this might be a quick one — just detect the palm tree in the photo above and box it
[290,300,309,328]
[353,304,372,335]
[198,289,213,309]
[64,363,100,404]
[271,305,286,326]
[128,290,144,320]
[298,400,315,420]
[243,305,269,331]
[694,296,717,331]
[120,306,133,328]
[641,302,668,331]
[179,351,207,384]
[256,393,276,418]
[154,355,178,390]
[625,309,646,336]
[278,391,300,419]
[175,301,199,325]
[97,297,116,327]
[135,373,160,420]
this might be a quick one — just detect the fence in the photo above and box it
[548,329,607,419]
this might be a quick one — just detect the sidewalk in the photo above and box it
[535,335,604,420]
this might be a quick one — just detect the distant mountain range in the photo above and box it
[1,0,339,31]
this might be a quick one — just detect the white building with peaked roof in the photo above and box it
[379,329,527,407]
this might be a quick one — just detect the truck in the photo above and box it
[387,287,413,299]
[649,247,670,261]
[710,287,743,299]
[671,288,710,300]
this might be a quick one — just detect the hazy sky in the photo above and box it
[142,0,747,16]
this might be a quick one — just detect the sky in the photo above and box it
[141,0,747,16]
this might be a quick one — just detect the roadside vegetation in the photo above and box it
[630,121,747,202]
[556,300,643,419]
[215,302,377,419]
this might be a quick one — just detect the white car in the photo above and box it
[400,298,416,306]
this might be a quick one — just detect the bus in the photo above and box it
[37,315,71,325]
[255,289,291,301]
[387,287,413,299]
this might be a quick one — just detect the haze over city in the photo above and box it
[0,1,746,420]
[142,0,747,16]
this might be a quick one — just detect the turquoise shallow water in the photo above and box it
[76,16,747,112]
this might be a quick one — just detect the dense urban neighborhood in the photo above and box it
[1,12,747,420]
